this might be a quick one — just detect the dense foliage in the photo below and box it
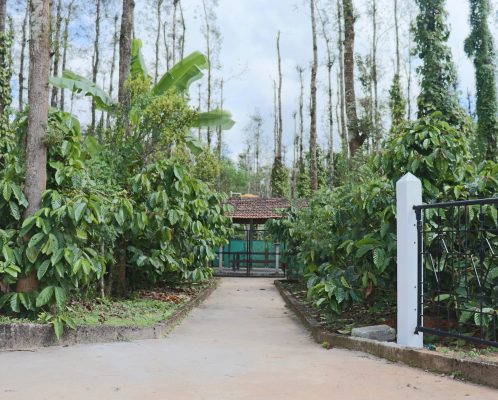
[0,37,233,336]
[465,0,498,160]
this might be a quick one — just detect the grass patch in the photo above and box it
[69,297,185,328]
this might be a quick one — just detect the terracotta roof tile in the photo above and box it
[225,197,291,221]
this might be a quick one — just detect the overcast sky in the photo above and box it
[8,0,498,164]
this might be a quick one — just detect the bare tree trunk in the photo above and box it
[317,6,335,184]
[118,0,134,103]
[172,0,178,65]
[197,83,202,139]
[18,2,29,112]
[371,0,380,150]
[91,0,101,135]
[406,7,413,119]
[118,0,134,136]
[202,0,212,148]
[179,0,186,60]
[343,0,362,156]
[272,79,278,158]
[297,65,304,166]
[17,0,51,293]
[107,14,119,128]
[163,21,170,71]
[154,0,163,84]
[337,0,348,157]
[276,30,283,160]
[309,0,318,191]
[60,1,74,112]
[50,0,62,107]
[0,0,8,116]
[216,78,223,190]
[394,0,400,76]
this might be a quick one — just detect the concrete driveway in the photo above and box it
[0,278,496,399]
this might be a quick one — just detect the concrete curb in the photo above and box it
[0,279,218,351]
[274,280,498,389]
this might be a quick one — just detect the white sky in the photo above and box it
[8,0,498,164]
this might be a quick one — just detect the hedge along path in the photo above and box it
[0,278,497,400]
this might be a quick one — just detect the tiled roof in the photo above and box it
[225,197,291,221]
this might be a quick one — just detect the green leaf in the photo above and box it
[9,201,20,220]
[131,38,148,79]
[434,294,451,301]
[192,109,236,131]
[2,181,12,200]
[152,51,208,95]
[28,232,46,249]
[0,293,13,309]
[50,70,114,111]
[36,286,55,307]
[73,202,87,223]
[84,136,102,158]
[10,293,20,313]
[54,287,67,310]
[37,259,51,280]
[53,318,64,340]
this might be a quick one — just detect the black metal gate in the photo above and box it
[213,227,284,277]
[414,198,498,347]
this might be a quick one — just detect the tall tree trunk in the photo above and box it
[216,78,223,190]
[118,0,134,103]
[179,0,186,60]
[394,0,400,76]
[371,0,381,150]
[172,0,178,65]
[17,0,51,293]
[309,0,318,191]
[154,0,163,84]
[297,66,304,166]
[91,0,101,135]
[343,0,362,156]
[60,1,74,112]
[272,79,278,158]
[118,0,134,135]
[107,14,118,128]
[337,0,348,157]
[317,6,335,184]
[163,21,170,71]
[202,0,212,148]
[49,0,62,107]
[276,30,283,160]
[18,2,29,112]
[291,111,298,197]
[0,0,8,116]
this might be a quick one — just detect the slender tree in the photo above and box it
[107,14,119,127]
[17,0,51,293]
[389,0,406,130]
[317,6,335,184]
[343,0,363,156]
[172,0,178,65]
[309,0,318,190]
[414,0,460,122]
[179,0,186,60]
[154,0,164,84]
[91,0,102,135]
[18,2,29,112]
[118,0,134,104]
[202,0,213,148]
[336,0,348,156]
[465,0,497,159]
[60,0,74,112]
[276,31,283,160]
[0,0,10,118]
[49,0,62,107]
[370,0,381,149]
[297,65,305,167]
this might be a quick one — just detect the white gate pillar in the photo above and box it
[396,173,423,348]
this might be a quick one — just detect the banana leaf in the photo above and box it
[50,71,114,111]
[131,39,148,79]
[192,109,235,130]
[152,51,208,95]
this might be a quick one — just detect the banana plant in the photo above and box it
[50,39,234,131]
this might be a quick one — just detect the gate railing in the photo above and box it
[413,198,498,347]
[396,173,498,348]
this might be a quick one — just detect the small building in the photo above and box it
[214,197,292,277]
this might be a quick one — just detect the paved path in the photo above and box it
[0,278,496,399]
